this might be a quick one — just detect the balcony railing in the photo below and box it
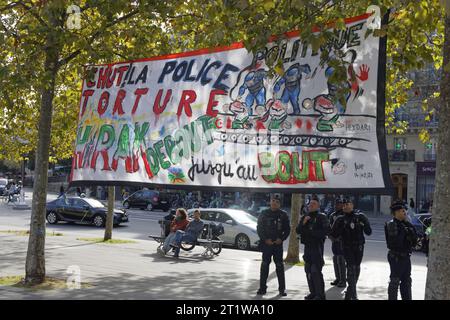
[388,150,416,162]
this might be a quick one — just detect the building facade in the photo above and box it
[380,66,439,214]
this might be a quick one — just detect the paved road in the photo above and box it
[1,189,427,263]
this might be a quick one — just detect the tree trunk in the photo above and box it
[284,193,302,263]
[24,40,59,285]
[425,13,450,300]
[104,186,115,241]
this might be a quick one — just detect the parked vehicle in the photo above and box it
[0,178,8,196]
[122,189,170,211]
[408,211,432,252]
[188,208,260,250]
[46,196,128,227]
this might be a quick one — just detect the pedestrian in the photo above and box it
[58,184,65,198]
[296,195,330,300]
[330,198,372,300]
[409,198,415,209]
[385,200,418,300]
[158,208,189,255]
[328,198,346,288]
[256,193,290,297]
[423,215,432,257]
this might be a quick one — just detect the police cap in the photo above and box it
[270,193,281,201]
[390,201,406,212]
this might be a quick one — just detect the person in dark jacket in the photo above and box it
[328,198,346,287]
[385,201,418,300]
[409,198,415,210]
[256,193,290,296]
[296,196,330,300]
[330,198,372,300]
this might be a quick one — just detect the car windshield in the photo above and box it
[230,211,257,224]
[83,198,105,208]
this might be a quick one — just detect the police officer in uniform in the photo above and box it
[330,198,372,300]
[328,198,346,287]
[296,196,330,300]
[256,193,290,296]
[385,201,418,300]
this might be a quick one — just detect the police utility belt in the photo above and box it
[388,250,411,258]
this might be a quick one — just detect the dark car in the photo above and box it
[46,196,128,227]
[0,178,8,196]
[122,189,170,211]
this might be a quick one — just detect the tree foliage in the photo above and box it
[0,0,448,295]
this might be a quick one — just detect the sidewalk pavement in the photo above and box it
[0,228,427,300]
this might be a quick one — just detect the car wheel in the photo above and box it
[147,203,153,211]
[211,237,222,255]
[235,234,251,250]
[93,215,105,228]
[123,201,130,209]
[46,211,58,224]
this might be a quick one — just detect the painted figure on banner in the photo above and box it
[273,63,311,115]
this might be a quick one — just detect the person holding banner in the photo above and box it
[330,198,372,300]
[296,196,330,300]
[256,194,290,297]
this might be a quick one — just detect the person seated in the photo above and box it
[158,208,189,255]
[171,210,204,258]
[7,183,17,202]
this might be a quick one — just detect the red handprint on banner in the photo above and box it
[356,64,370,81]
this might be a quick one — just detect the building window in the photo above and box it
[394,137,407,150]
[424,141,436,161]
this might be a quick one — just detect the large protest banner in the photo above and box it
[70,13,393,193]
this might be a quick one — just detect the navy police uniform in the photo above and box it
[297,208,330,300]
[385,201,418,300]
[330,199,372,300]
[328,199,346,287]
[256,195,290,296]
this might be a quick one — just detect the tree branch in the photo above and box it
[57,9,140,68]
[17,1,48,28]
[0,1,21,13]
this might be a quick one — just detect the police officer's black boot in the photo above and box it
[275,262,287,296]
[331,256,339,286]
[399,277,412,300]
[344,266,356,300]
[257,262,269,295]
[388,277,400,300]
[353,265,360,300]
[311,272,326,300]
[337,255,347,287]
[305,273,316,300]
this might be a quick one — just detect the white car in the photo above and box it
[188,208,260,250]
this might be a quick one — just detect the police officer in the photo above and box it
[330,198,372,300]
[256,193,290,296]
[328,198,346,287]
[296,196,330,300]
[385,201,418,300]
